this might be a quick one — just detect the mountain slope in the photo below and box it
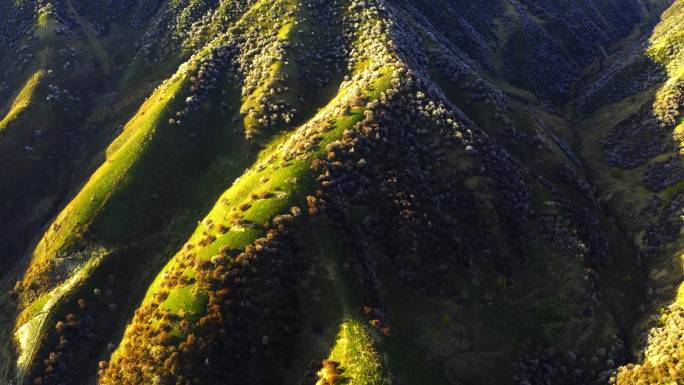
[3,0,684,385]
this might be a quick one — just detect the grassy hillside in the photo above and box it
[4,1,684,385]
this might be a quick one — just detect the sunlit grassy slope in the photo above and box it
[12,64,192,384]
[0,70,44,132]
[174,70,378,274]
[97,0,400,374]
[10,1,368,383]
[6,1,683,385]
[19,0,298,312]
[27,73,187,274]
[131,63,393,347]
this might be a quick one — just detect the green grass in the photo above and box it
[14,57,253,383]
[141,64,394,308]
[26,72,188,277]
[160,285,208,315]
[114,68,396,385]
[16,100,255,385]
[277,17,295,40]
[326,318,385,385]
[15,1,359,376]
[0,70,44,132]
[13,1,404,380]
[4,1,655,383]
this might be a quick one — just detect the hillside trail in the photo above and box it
[63,0,113,76]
